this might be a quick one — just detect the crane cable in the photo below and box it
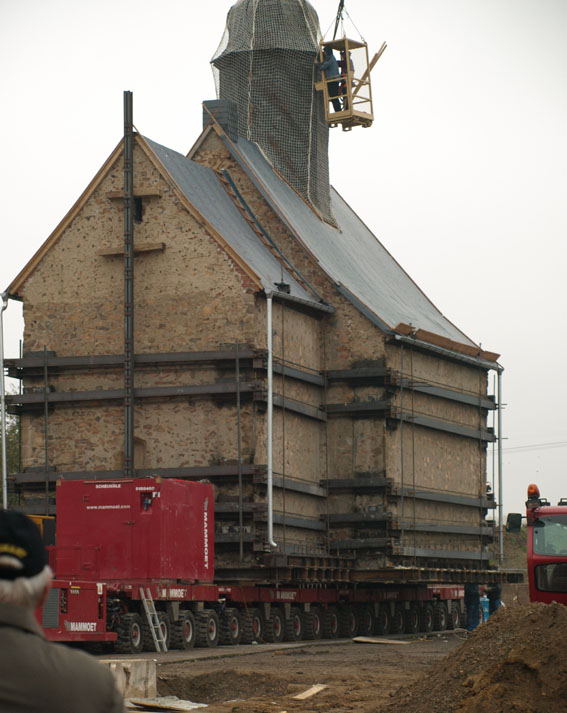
[332,0,345,39]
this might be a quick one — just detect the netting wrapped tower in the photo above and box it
[211,0,333,223]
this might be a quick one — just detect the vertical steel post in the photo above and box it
[0,292,8,509]
[236,341,243,560]
[43,345,49,515]
[123,91,135,478]
[266,294,276,548]
[497,369,504,566]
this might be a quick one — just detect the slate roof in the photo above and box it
[143,137,328,313]
[221,136,478,348]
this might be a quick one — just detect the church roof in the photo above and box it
[220,133,481,349]
[142,136,330,313]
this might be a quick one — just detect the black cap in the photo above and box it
[0,510,48,580]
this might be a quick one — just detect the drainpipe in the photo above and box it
[1,292,9,509]
[497,369,504,566]
[266,293,277,548]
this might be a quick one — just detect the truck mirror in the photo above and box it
[506,513,522,532]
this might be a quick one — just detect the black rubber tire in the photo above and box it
[284,607,304,642]
[157,612,171,650]
[447,602,461,630]
[420,603,434,633]
[433,601,448,631]
[356,605,375,637]
[339,606,358,638]
[219,608,242,646]
[264,608,285,643]
[141,610,170,651]
[374,605,391,636]
[195,609,220,648]
[389,605,405,635]
[115,613,143,654]
[405,604,420,635]
[303,608,323,640]
[240,607,263,644]
[170,611,196,650]
[322,606,339,639]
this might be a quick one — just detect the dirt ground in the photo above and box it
[157,633,464,713]
[156,594,567,713]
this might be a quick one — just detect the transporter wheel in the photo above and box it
[115,613,143,655]
[420,603,434,633]
[303,608,322,640]
[339,606,358,638]
[195,609,220,648]
[389,605,405,635]
[241,607,263,644]
[404,604,420,635]
[322,606,339,639]
[374,605,391,636]
[264,608,285,643]
[356,605,375,637]
[447,602,462,630]
[170,611,196,650]
[157,612,171,650]
[433,602,448,631]
[284,607,304,642]
[141,610,170,651]
[219,608,242,646]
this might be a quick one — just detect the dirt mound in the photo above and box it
[379,602,567,713]
[158,668,290,704]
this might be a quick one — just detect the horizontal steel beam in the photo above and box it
[394,487,496,509]
[326,366,388,383]
[268,513,327,532]
[214,533,256,544]
[395,521,495,537]
[269,476,327,498]
[395,378,496,410]
[330,537,389,549]
[7,381,262,408]
[5,349,261,377]
[272,362,325,387]
[350,568,522,584]
[323,476,391,491]
[326,400,389,416]
[394,546,495,561]
[12,464,266,485]
[327,512,390,525]
[261,394,326,422]
[392,411,496,442]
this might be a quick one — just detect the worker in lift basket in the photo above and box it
[316,45,343,112]
[0,509,124,713]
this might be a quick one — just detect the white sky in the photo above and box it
[1,0,566,517]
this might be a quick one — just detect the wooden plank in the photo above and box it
[97,242,166,257]
[351,48,383,99]
[128,696,206,710]
[105,190,162,199]
[292,684,328,700]
[353,636,411,645]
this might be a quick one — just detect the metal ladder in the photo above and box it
[139,587,167,652]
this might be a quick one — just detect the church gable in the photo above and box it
[18,139,267,356]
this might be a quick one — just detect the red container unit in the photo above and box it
[55,478,214,583]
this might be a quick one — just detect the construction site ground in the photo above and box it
[112,581,567,713]
[153,633,460,712]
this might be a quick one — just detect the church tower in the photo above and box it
[211,0,333,222]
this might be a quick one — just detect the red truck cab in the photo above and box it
[525,484,567,605]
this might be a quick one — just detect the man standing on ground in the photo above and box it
[0,509,124,713]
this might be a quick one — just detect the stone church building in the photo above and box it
[6,0,500,578]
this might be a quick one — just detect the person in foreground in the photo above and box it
[0,509,124,713]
